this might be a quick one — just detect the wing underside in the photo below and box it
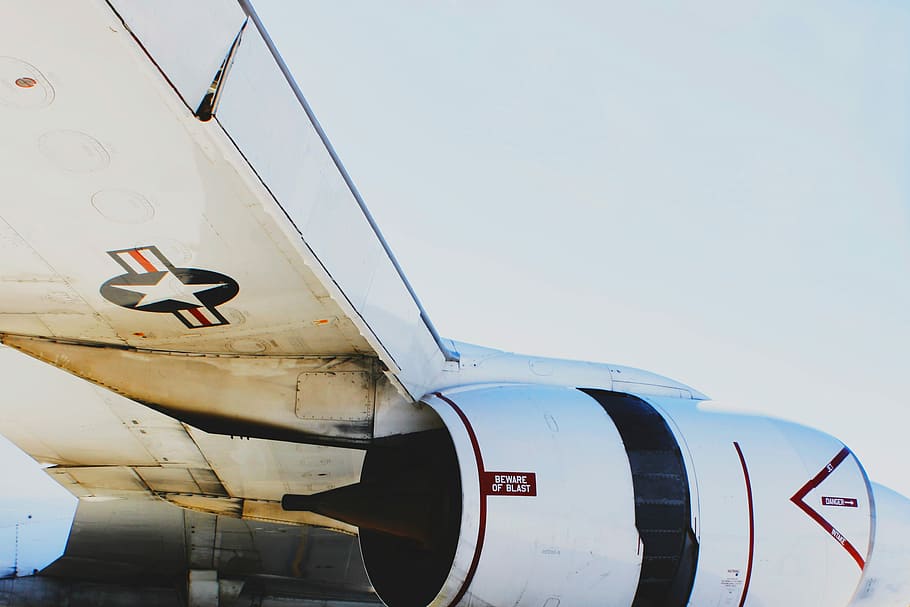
[0,0,447,527]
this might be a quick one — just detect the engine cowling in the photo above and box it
[412,385,649,607]
[284,384,895,607]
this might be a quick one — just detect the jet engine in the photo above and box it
[283,384,894,607]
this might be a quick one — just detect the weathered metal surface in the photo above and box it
[1,335,387,446]
[0,346,365,531]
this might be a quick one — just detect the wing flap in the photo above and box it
[107,0,247,112]
[214,14,448,391]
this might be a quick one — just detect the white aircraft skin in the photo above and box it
[0,2,908,607]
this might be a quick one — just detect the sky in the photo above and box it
[251,1,910,496]
[2,2,909,504]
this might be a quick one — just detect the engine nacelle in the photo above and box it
[285,384,895,607]
[650,394,874,607]
[412,385,649,607]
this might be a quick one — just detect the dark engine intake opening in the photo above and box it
[283,429,461,607]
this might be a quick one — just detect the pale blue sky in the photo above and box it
[255,1,910,495]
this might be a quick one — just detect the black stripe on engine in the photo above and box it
[580,388,698,607]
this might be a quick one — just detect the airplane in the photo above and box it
[0,1,908,607]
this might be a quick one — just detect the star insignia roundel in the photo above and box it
[100,246,239,329]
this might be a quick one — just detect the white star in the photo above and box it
[111,272,226,308]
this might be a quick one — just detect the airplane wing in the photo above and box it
[0,0,450,523]
[0,347,364,533]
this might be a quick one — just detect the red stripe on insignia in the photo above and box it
[175,310,197,327]
[733,442,755,607]
[433,392,486,607]
[790,447,865,569]
[187,307,213,326]
[128,249,157,273]
[195,306,217,324]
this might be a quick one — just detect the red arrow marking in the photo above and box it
[790,447,865,569]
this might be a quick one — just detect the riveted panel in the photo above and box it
[296,372,373,422]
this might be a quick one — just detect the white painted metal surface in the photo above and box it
[422,386,641,607]
[647,396,874,607]
[107,0,246,110]
[440,340,706,400]
[849,484,910,606]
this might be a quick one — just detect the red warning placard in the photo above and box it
[822,496,858,508]
[482,472,537,496]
